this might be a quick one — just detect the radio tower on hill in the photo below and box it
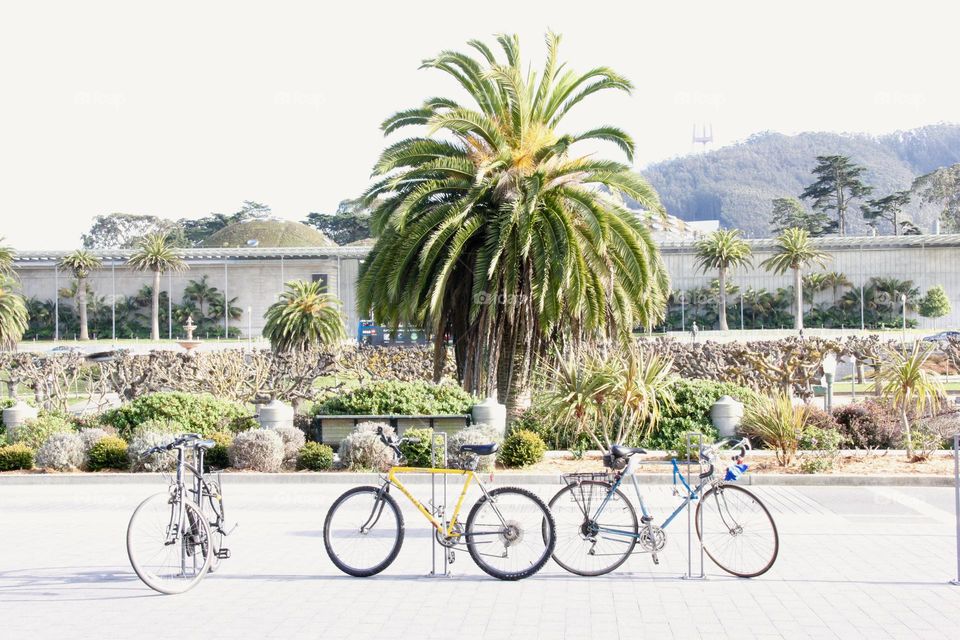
[692,124,713,153]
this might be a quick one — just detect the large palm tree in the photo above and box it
[127,233,187,340]
[694,229,752,331]
[58,249,102,341]
[357,33,669,411]
[760,228,829,330]
[0,239,27,349]
[875,342,944,459]
[263,280,346,352]
[0,276,28,349]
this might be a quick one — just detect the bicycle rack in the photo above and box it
[682,431,707,580]
[427,430,451,578]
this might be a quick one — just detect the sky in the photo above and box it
[1,0,958,249]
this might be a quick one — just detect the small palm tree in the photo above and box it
[822,271,851,304]
[127,233,187,340]
[263,280,346,352]
[875,342,944,460]
[59,250,102,341]
[694,230,752,331]
[760,228,829,330]
[801,273,829,313]
[0,275,28,349]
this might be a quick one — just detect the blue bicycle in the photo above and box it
[548,437,779,578]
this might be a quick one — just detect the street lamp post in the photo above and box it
[901,293,908,346]
[822,352,837,414]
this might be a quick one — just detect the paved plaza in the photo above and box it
[2,478,959,639]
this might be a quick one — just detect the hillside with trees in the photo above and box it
[642,124,960,237]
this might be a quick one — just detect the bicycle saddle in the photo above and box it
[196,439,216,450]
[609,445,646,458]
[459,443,499,456]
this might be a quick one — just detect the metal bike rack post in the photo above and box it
[952,433,960,586]
[683,432,706,580]
[428,430,450,578]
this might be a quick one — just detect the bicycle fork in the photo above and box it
[630,475,661,565]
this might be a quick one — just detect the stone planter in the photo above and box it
[710,395,744,438]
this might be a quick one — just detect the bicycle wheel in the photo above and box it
[548,480,638,576]
[127,492,212,594]
[465,487,556,580]
[696,483,779,577]
[324,486,404,577]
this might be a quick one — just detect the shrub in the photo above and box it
[644,379,760,453]
[204,431,233,471]
[448,424,503,471]
[100,392,251,440]
[271,426,307,463]
[36,432,85,471]
[78,427,110,451]
[128,430,179,472]
[338,421,395,471]
[832,400,902,449]
[0,444,34,471]
[498,429,546,468]
[296,442,334,471]
[87,436,129,471]
[398,427,445,467]
[228,429,285,472]
[9,413,73,450]
[314,381,477,416]
[797,424,844,473]
[741,394,810,466]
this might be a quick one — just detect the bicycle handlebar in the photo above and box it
[138,433,206,459]
[699,437,751,463]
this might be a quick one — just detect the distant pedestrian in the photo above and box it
[691,321,699,342]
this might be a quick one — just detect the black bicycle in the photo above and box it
[127,433,233,594]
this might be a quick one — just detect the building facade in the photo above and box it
[12,233,960,340]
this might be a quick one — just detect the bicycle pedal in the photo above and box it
[652,553,659,565]
[447,550,455,565]
[216,548,231,559]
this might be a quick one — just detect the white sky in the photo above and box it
[2,0,957,249]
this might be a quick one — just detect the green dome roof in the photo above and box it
[201,219,336,248]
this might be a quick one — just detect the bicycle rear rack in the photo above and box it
[561,471,617,486]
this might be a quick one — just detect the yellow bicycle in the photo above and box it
[323,427,556,580]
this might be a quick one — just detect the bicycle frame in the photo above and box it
[590,459,714,539]
[380,466,504,540]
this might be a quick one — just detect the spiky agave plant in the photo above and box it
[358,33,670,413]
[263,280,346,352]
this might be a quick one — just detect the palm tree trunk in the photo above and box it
[794,268,803,331]
[718,267,728,331]
[77,275,89,341]
[151,269,161,341]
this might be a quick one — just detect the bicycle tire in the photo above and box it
[465,486,556,581]
[323,486,404,577]
[548,480,639,576]
[127,492,212,594]
[696,483,779,578]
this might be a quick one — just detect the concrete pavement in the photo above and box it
[2,480,959,639]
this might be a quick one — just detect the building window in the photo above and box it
[312,273,328,292]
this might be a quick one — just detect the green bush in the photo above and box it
[296,442,334,471]
[0,443,34,471]
[0,397,15,412]
[398,427,445,467]
[100,392,252,440]
[204,431,233,471]
[9,413,74,449]
[313,381,477,416]
[498,429,546,468]
[87,436,129,471]
[644,379,760,453]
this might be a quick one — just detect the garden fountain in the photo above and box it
[177,316,202,354]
